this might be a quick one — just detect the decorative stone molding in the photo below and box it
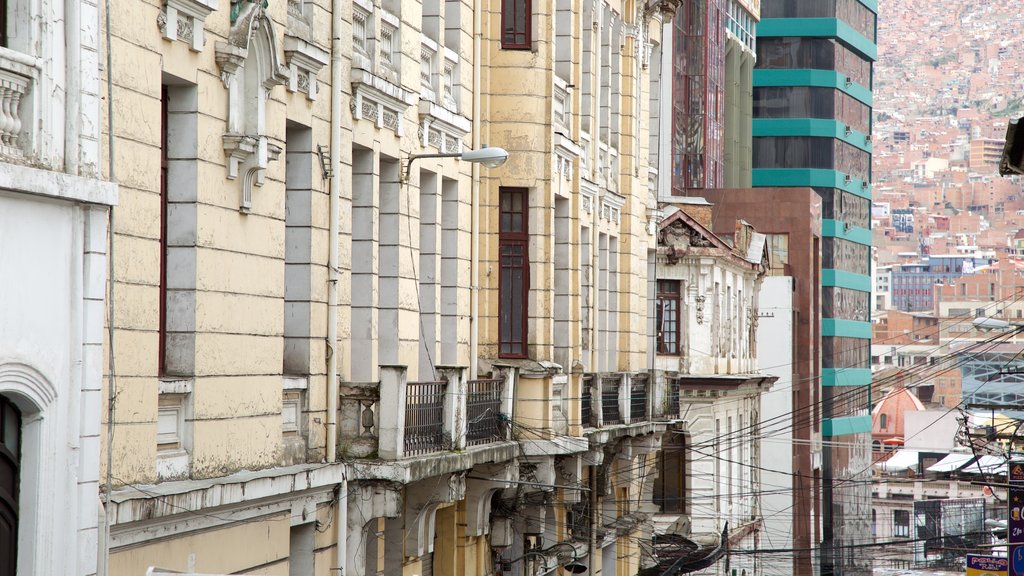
[284,35,328,100]
[158,0,217,52]
[554,134,581,184]
[351,68,415,135]
[600,191,624,225]
[417,100,469,152]
[215,1,289,211]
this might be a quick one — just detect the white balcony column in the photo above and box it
[438,365,466,450]
[618,372,631,423]
[377,365,408,460]
[495,366,518,436]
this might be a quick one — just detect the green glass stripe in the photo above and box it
[821,269,871,291]
[751,169,873,199]
[823,318,872,338]
[757,18,877,61]
[753,118,872,152]
[822,219,872,245]
[856,0,878,13]
[822,368,872,387]
[753,69,873,106]
[823,415,873,436]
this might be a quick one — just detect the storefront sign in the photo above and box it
[968,554,1008,576]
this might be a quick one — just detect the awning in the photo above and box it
[926,453,975,473]
[874,449,921,473]
[962,455,1006,475]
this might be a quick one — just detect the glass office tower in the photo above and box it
[753,1,877,574]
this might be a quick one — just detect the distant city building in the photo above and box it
[890,255,991,312]
[892,208,915,233]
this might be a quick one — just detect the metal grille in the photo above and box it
[629,375,648,423]
[581,377,593,428]
[669,378,680,417]
[602,377,621,425]
[404,380,446,456]
[467,378,503,446]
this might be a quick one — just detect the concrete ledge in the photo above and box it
[0,161,118,206]
[109,462,347,526]
[583,421,670,445]
[348,441,520,484]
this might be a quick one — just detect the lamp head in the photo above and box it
[461,146,509,169]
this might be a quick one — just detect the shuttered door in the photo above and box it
[0,397,21,574]
[420,553,433,576]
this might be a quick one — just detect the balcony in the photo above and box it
[339,366,515,466]
[0,48,37,160]
[581,372,680,435]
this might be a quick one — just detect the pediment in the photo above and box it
[658,218,714,252]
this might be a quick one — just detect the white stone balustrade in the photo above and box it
[0,49,35,159]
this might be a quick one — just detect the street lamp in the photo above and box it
[499,542,588,575]
[403,145,509,182]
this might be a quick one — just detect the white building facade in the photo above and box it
[650,200,775,576]
[0,0,117,572]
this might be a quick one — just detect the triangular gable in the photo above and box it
[657,208,733,253]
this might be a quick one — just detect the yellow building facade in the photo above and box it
[102,0,684,574]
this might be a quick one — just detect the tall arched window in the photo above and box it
[0,395,21,573]
[879,413,888,430]
[655,430,687,514]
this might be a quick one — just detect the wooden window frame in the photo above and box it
[159,86,169,376]
[500,0,531,50]
[499,187,529,358]
[656,280,681,355]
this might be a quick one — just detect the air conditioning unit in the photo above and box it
[845,174,853,184]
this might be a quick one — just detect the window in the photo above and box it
[501,0,531,49]
[499,188,529,357]
[657,280,681,355]
[0,396,20,574]
[655,431,686,513]
[879,413,887,430]
[893,510,910,537]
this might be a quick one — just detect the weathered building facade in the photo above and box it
[650,200,775,576]
[100,0,687,575]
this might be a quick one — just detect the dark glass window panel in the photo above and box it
[822,336,870,369]
[816,188,871,228]
[825,383,870,418]
[822,237,870,275]
[756,37,872,88]
[760,0,875,42]
[754,86,871,134]
[753,136,870,181]
[823,286,870,322]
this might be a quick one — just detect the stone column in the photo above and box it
[378,365,408,460]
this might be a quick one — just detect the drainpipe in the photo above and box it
[469,0,482,379]
[326,0,343,463]
[65,0,81,174]
[336,476,348,576]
